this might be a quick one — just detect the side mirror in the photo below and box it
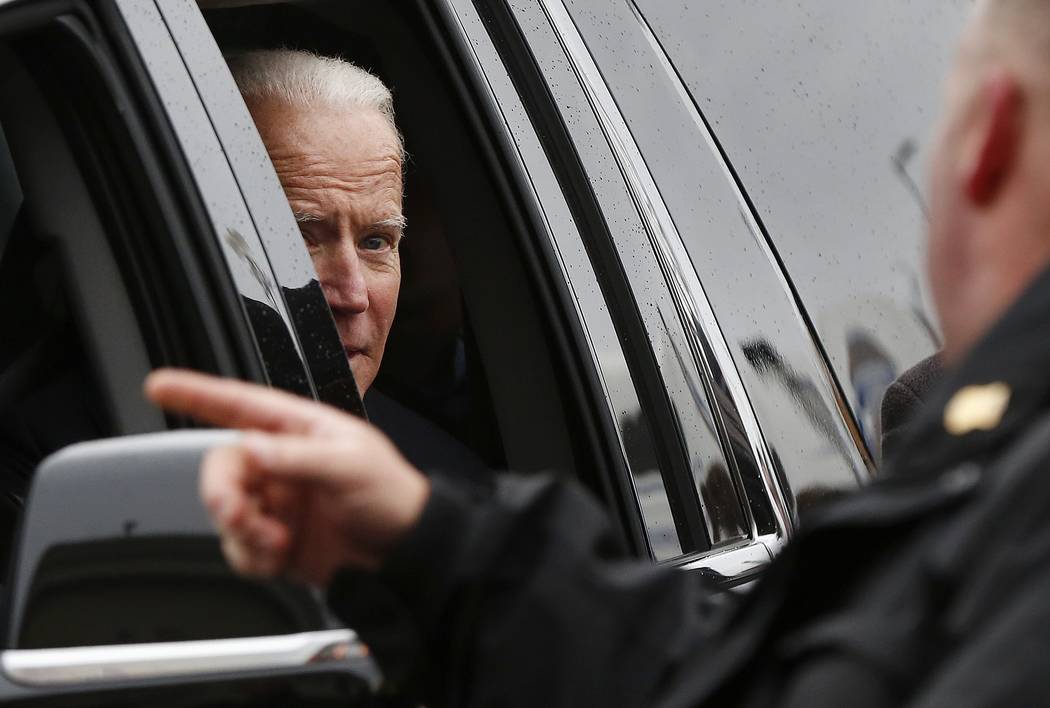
[0,432,378,700]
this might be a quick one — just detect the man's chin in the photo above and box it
[346,353,376,395]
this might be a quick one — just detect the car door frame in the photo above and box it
[434,0,798,581]
[0,0,372,701]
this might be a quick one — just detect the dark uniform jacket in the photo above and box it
[328,267,1050,707]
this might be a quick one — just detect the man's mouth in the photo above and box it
[344,346,365,362]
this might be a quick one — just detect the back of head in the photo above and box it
[927,0,1050,362]
[980,0,1050,39]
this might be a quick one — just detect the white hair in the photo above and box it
[227,49,404,161]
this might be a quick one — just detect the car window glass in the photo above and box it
[633,0,969,457]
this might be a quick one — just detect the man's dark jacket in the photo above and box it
[328,267,1050,707]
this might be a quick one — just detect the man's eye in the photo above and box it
[361,235,390,251]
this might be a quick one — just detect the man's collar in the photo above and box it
[888,264,1050,479]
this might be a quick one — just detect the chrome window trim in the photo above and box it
[538,0,793,549]
[1,630,379,689]
[676,534,776,581]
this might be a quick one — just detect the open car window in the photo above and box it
[198,0,596,486]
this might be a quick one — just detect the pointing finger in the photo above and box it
[145,369,355,436]
[238,431,378,487]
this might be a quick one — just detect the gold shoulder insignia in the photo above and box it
[943,382,1012,436]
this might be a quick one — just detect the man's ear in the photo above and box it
[965,72,1023,205]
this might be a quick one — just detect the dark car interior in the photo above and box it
[202,0,595,483]
[0,47,157,579]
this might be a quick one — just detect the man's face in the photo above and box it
[249,98,403,395]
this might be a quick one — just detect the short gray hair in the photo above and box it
[227,49,404,161]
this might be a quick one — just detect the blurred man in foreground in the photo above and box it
[148,1,1050,704]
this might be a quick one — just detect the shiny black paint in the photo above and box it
[631,1,966,460]
[494,0,792,558]
[443,0,674,558]
[553,0,872,511]
[468,0,727,559]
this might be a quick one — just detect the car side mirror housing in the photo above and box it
[4,431,329,650]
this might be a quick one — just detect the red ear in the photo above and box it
[966,73,1023,205]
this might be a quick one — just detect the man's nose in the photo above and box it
[316,241,369,315]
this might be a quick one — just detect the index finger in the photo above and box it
[145,368,347,434]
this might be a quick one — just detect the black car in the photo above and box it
[0,0,964,704]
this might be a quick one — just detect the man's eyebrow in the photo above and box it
[293,211,323,224]
[373,215,408,233]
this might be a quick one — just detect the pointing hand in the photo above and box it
[145,369,429,586]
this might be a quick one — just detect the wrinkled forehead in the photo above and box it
[248,96,402,169]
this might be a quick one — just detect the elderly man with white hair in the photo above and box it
[229,49,405,397]
[229,50,485,478]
